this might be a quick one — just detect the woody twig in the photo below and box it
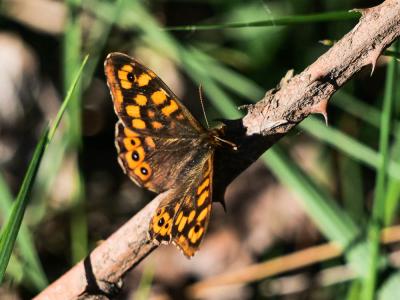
[34,0,400,299]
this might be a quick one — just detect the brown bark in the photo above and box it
[34,0,400,299]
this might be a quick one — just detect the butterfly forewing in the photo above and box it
[105,52,205,138]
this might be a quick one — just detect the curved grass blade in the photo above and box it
[134,263,155,300]
[364,43,398,300]
[0,126,49,283]
[49,55,89,142]
[300,117,400,180]
[165,11,359,31]
[0,55,88,284]
[0,175,48,289]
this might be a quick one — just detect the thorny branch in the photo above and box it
[34,0,400,299]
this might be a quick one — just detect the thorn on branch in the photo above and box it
[310,98,329,126]
[368,47,383,76]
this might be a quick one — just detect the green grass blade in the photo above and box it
[384,50,400,60]
[182,49,242,119]
[64,0,83,145]
[364,44,398,300]
[188,46,264,100]
[0,126,49,283]
[48,55,89,142]
[0,175,48,289]
[332,90,400,137]
[29,54,88,232]
[165,11,359,31]
[134,263,155,300]
[0,55,88,284]
[384,42,400,226]
[333,91,382,129]
[346,280,362,300]
[338,152,364,224]
[300,117,400,180]
[384,129,400,225]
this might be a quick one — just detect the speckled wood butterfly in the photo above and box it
[104,52,235,257]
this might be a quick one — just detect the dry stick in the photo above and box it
[188,225,400,298]
[33,194,161,300]
[35,0,400,299]
[191,228,400,298]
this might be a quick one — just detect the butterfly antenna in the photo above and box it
[198,84,210,129]
[214,136,238,151]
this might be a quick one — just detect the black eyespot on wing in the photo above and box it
[132,150,140,161]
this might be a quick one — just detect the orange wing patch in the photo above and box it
[132,119,146,129]
[118,64,134,89]
[144,137,156,148]
[161,100,179,117]
[151,90,168,105]
[134,162,152,181]
[126,105,141,118]
[123,137,141,151]
[151,207,173,241]
[137,73,152,87]
[123,127,139,137]
[151,121,164,130]
[115,121,154,187]
[104,59,125,112]
[197,205,210,222]
[197,178,210,195]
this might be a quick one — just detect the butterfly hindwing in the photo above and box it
[149,153,213,257]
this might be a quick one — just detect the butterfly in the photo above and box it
[104,52,235,257]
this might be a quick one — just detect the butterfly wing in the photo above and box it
[115,120,205,192]
[105,52,204,138]
[149,152,213,257]
[106,52,208,192]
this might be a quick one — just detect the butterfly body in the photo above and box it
[105,52,231,257]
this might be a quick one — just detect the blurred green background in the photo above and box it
[0,0,399,299]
